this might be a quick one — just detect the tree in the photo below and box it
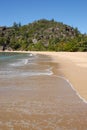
[13,22,18,28]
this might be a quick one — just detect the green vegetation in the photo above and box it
[0,19,87,51]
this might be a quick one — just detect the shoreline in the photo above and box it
[0,51,87,102]
[38,51,87,102]
[32,51,87,103]
[29,51,87,103]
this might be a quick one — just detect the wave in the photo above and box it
[0,52,53,78]
[9,59,29,67]
[0,70,53,79]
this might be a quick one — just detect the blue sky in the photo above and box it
[0,0,87,33]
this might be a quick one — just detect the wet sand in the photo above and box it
[0,52,87,129]
[29,52,87,102]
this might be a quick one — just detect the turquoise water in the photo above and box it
[0,52,52,78]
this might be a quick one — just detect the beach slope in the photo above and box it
[30,52,87,101]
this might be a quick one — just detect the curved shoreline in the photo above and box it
[1,51,87,102]
[52,75,87,104]
[1,51,87,130]
[29,51,87,102]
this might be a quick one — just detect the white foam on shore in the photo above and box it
[52,74,87,104]
[24,59,29,64]
[9,58,29,67]
[29,53,33,57]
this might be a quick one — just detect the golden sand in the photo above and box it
[1,50,87,101]
[0,51,87,130]
[29,51,87,101]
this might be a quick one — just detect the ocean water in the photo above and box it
[0,52,87,130]
[0,52,52,79]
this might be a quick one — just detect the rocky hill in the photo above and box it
[0,19,87,51]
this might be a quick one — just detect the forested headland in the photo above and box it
[0,19,87,51]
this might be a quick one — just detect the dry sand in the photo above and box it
[27,51,87,102]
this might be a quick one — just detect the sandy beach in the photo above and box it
[1,50,87,101]
[25,51,87,102]
[0,51,87,129]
